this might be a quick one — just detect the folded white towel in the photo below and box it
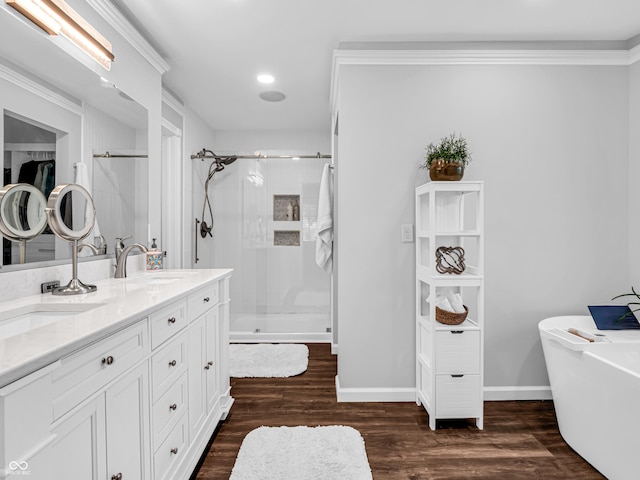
[315,164,333,273]
[447,291,466,313]
[437,297,455,313]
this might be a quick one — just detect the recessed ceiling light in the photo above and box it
[257,74,275,84]
[259,91,286,102]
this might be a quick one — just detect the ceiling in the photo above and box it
[113,0,640,134]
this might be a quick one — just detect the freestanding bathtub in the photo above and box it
[539,315,640,480]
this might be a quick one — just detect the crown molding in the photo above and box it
[87,0,170,75]
[162,88,185,116]
[630,44,640,65]
[0,62,83,116]
[331,48,638,113]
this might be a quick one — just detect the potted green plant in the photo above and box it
[422,132,472,181]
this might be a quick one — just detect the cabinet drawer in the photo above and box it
[188,282,219,321]
[151,332,188,399]
[150,300,187,350]
[153,415,188,480]
[435,374,481,418]
[52,321,148,419]
[435,330,480,374]
[153,372,187,446]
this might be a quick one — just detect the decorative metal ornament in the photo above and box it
[435,246,466,274]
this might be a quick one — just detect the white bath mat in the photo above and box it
[229,343,309,377]
[230,425,373,480]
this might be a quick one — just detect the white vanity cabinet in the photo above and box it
[50,320,151,480]
[185,278,233,474]
[415,182,484,430]
[0,269,233,480]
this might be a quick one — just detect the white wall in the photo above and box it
[629,61,640,288]
[184,105,217,268]
[336,64,630,394]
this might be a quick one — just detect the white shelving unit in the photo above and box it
[415,181,484,430]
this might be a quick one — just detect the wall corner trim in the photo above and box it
[483,386,552,401]
[87,0,170,75]
[335,375,415,403]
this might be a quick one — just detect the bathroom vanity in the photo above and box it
[0,268,232,480]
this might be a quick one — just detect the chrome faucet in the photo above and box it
[114,242,148,278]
[115,235,133,259]
[78,243,99,255]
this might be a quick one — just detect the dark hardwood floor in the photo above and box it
[195,343,603,479]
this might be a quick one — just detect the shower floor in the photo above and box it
[230,313,331,343]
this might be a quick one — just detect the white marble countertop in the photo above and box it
[0,269,232,389]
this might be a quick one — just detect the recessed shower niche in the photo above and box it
[273,194,300,221]
[274,230,300,246]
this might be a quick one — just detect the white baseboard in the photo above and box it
[333,376,553,402]
[331,343,338,355]
[335,375,415,402]
[483,386,552,401]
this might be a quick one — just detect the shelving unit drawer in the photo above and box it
[152,372,187,446]
[150,300,187,350]
[435,374,481,418]
[153,414,188,480]
[151,332,188,399]
[188,282,219,321]
[435,330,480,374]
[52,321,149,419]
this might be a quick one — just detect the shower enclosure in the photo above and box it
[209,154,331,342]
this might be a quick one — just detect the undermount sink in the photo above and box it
[127,276,183,286]
[0,303,105,341]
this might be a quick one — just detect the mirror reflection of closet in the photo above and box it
[3,112,57,265]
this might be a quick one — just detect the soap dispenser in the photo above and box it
[146,238,163,270]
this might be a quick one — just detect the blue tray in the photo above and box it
[588,305,640,330]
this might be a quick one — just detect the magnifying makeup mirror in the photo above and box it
[0,184,48,264]
[46,183,97,295]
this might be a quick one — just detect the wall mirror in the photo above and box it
[3,112,58,266]
[0,4,149,273]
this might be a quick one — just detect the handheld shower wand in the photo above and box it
[199,149,237,238]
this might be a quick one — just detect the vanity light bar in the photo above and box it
[6,0,115,70]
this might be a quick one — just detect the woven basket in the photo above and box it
[435,305,468,325]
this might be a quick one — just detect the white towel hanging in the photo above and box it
[315,163,334,273]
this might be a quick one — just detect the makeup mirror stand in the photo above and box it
[46,183,98,295]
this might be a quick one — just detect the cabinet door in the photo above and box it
[52,398,105,480]
[105,362,150,480]
[188,315,207,438]
[205,307,220,412]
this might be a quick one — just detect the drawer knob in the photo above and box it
[451,374,464,378]
[204,363,210,370]
[203,296,210,303]
[450,330,464,335]
[169,359,177,367]
[207,361,213,366]
[169,403,177,411]
[168,317,176,324]
[111,474,122,480]
[101,356,114,366]
[170,447,178,455]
